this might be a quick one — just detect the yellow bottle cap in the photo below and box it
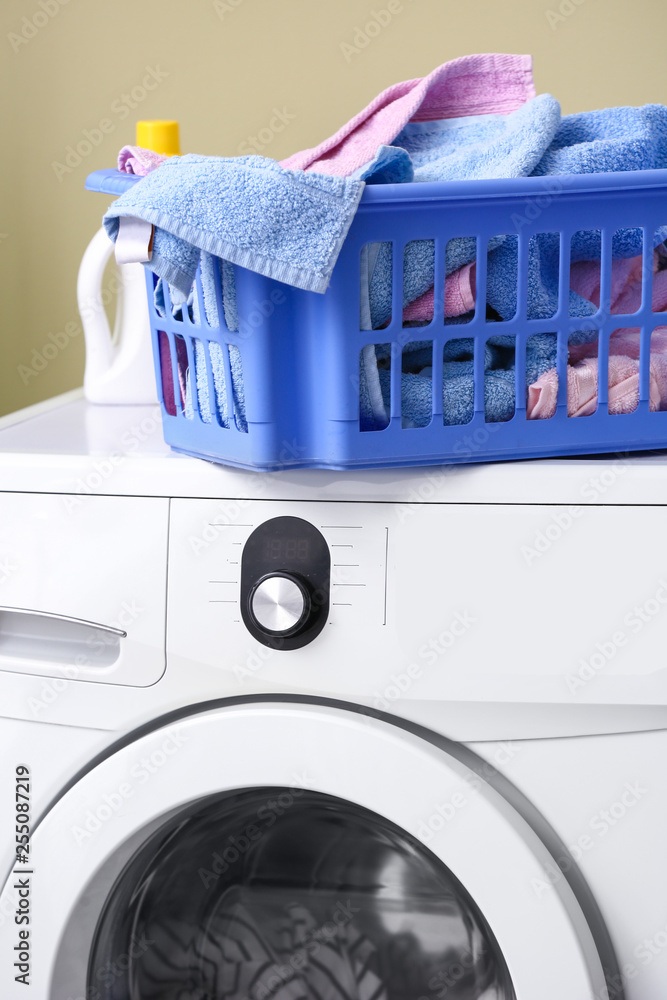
[135,120,180,156]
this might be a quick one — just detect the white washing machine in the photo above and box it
[0,390,666,1000]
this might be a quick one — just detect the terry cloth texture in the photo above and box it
[104,154,364,296]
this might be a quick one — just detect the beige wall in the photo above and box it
[1,0,666,416]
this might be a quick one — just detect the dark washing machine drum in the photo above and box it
[0,703,613,999]
[89,788,512,999]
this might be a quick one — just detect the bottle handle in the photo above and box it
[77,227,115,390]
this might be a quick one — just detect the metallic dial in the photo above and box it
[249,574,310,635]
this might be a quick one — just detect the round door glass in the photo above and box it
[88,788,515,999]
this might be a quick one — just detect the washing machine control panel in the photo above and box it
[167,499,388,668]
[240,516,330,649]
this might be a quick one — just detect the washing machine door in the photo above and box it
[0,702,612,1000]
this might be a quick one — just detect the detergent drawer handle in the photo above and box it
[0,606,127,670]
[0,607,127,638]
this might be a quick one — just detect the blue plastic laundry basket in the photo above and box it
[87,167,667,470]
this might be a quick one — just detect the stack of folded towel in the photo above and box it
[106,53,667,431]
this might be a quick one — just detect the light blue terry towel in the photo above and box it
[363,96,562,330]
[356,144,414,184]
[183,253,246,429]
[365,102,667,333]
[369,329,562,430]
[103,154,365,296]
[393,97,562,182]
[360,102,667,431]
[365,235,506,331]
[156,250,247,429]
[359,96,562,424]
[481,105,667,328]
[184,339,247,431]
[532,104,667,176]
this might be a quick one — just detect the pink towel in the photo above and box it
[527,254,667,418]
[118,144,168,176]
[569,252,662,314]
[158,331,187,415]
[527,352,667,419]
[406,244,666,326]
[408,245,665,326]
[527,321,667,419]
[280,54,536,177]
[403,262,476,323]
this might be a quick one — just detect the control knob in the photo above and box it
[248,573,311,635]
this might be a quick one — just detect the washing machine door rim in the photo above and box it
[0,699,614,1000]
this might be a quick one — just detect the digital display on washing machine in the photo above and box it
[263,538,311,562]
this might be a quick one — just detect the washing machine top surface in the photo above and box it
[2,388,667,504]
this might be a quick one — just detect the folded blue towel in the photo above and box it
[183,253,246,429]
[156,249,246,429]
[532,104,667,176]
[372,330,562,429]
[485,233,598,322]
[367,235,506,330]
[483,104,667,328]
[356,144,414,184]
[104,154,365,296]
[393,96,562,182]
[365,102,667,327]
[364,97,562,330]
[184,339,247,431]
[380,366,519,428]
[359,102,667,431]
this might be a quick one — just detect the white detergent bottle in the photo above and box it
[77,120,180,404]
